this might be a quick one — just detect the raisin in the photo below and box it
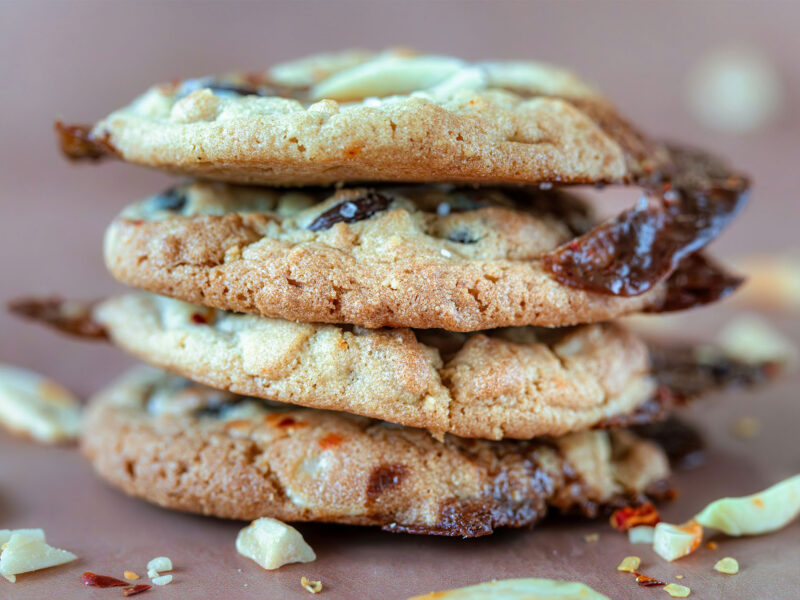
[307,191,392,231]
[543,144,749,297]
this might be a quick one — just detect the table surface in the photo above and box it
[1,1,799,598]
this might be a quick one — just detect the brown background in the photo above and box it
[0,1,798,599]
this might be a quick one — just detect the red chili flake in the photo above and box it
[278,417,296,427]
[610,503,661,531]
[83,572,129,587]
[123,584,152,597]
[318,432,345,449]
[190,312,208,324]
[634,572,666,587]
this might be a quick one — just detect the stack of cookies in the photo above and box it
[15,50,761,536]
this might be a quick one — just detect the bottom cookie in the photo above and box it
[82,368,672,537]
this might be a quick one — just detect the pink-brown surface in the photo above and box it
[1,1,798,598]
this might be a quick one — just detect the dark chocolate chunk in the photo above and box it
[543,144,749,297]
[649,342,778,400]
[152,187,188,212]
[307,191,392,231]
[446,228,480,244]
[176,77,309,102]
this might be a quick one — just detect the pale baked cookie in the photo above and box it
[12,293,656,440]
[57,49,664,186]
[102,182,740,331]
[81,367,672,536]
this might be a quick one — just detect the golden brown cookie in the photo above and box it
[57,49,663,186]
[81,367,671,536]
[102,182,740,331]
[14,293,656,440]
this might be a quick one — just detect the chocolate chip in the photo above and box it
[308,191,392,231]
[152,187,188,212]
[446,228,480,244]
[366,464,406,500]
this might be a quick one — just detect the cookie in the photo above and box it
[81,367,672,536]
[57,49,665,186]
[102,182,741,331]
[13,293,658,440]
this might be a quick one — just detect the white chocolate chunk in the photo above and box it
[628,525,656,544]
[408,577,611,600]
[0,529,45,546]
[695,474,800,535]
[236,517,315,570]
[146,556,172,572]
[151,574,173,586]
[311,55,465,101]
[0,530,77,582]
[0,364,82,443]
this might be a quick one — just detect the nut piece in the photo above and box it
[0,529,77,582]
[628,525,656,544]
[235,517,316,570]
[0,364,82,443]
[714,557,740,574]
[653,521,703,562]
[301,576,323,594]
[146,556,172,572]
[695,474,800,536]
[663,583,691,597]
[616,556,641,573]
[409,578,612,600]
[151,574,173,586]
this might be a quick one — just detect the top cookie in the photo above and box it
[57,49,663,186]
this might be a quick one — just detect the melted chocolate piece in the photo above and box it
[54,120,116,161]
[366,464,407,501]
[446,228,481,244]
[543,144,749,297]
[8,297,107,339]
[307,191,392,231]
[177,77,309,102]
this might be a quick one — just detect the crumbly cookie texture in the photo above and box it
[81,368,671,536]
[60,49,662,186]
[104,182,673,331]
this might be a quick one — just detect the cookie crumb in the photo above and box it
[706,541,718,550]
[301,576,322,594]
[714,557,739,574]
[151,574,172,586]
[584,533,599,543]
[653,521,702,562]
[124,570,140,580]
[732,417,761,439]
[664,583,691,597]
[236,517,315,570]
[628,525,655,544]
[617,556,641,573]
[146,556,172,572]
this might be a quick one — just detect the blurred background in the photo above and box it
[1,0,798,395]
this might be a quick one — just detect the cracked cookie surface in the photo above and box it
[81,368,671,535]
